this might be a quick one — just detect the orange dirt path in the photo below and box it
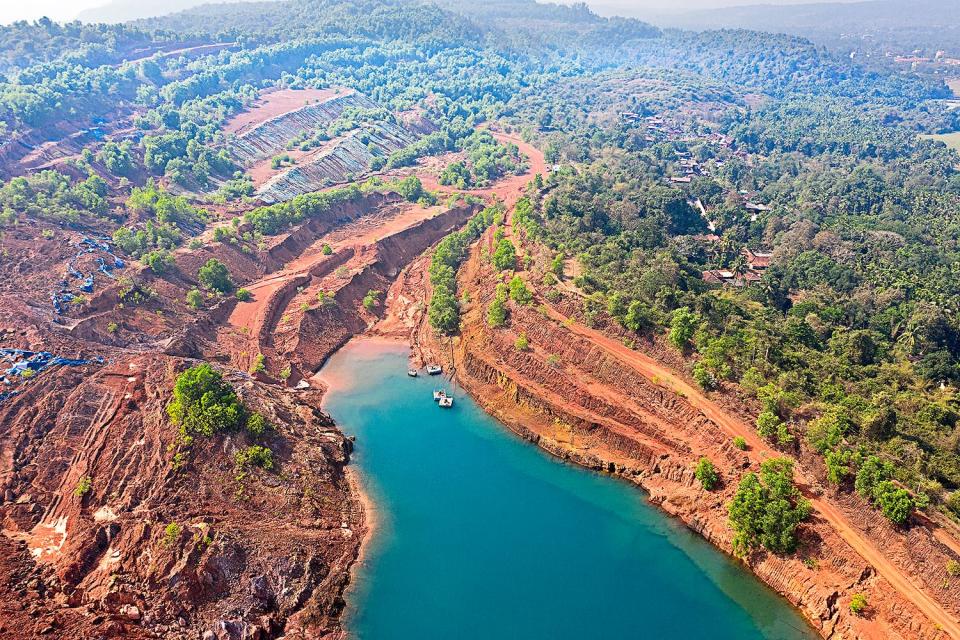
[488,158,960,637]
[534,301,960,639]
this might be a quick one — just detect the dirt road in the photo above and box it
[533,297,960,639]
[476,147,960,637]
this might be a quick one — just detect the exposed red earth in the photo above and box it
[222,88,351,136]
[378,139,960,640]
[4,68,959,640]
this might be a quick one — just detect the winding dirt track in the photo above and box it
[538,302,960,638]
[494,165,960,637]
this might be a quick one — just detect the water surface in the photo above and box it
[321,339,816,640]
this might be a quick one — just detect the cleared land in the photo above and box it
[921,132,960,151]
[949,78,960,98]
[223,87,349,135]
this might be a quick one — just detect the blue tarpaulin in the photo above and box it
[0,349,104,399]
[54,236,124,314]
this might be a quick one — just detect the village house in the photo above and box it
[742,247,772,270]
[701,269,762,287]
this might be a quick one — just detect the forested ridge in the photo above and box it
[2,0,960,538]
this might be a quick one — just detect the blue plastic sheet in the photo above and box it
[0,349,104,397]
[54,236,124,314]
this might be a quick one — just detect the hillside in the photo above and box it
[1,0,960,638]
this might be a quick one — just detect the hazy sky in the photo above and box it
[1,0,112,24]
[0,0,870,25]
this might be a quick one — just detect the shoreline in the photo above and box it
[319,335,403,638]
[335,329,819,639]
[345,466,379,573]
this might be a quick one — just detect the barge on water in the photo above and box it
[433,389,455,408]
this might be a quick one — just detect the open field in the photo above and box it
[948,78,960,98]
[921,131,960,151]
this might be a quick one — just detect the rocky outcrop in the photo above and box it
[0,351,364,639]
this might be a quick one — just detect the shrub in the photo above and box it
[250,354,266,374]
[279,366,292,380]
[668,307,697,350]
[692,362,716,390]
[873,480,914,524]
[167,364,244,437]
[213,226,232,243]
[825,447,855,485]
[508,276,532,305]
[491,238,517,271]
[855,456,893,501]
[695,458,719,490]
[186,288,203,309]
[73,475,92,497]
[317,291,336,307]
[235,445,274,470]
[107,322,119,334]
[948,560,960,577]
[728,458,811,556]
[142,249,174,274]
[849,593,867,616]
[321,244,333,255]
[198,259,233,294]
[235,288,252,302]
[246,412,268,436]
[396,175,424,202]
[515,332,529,351]
[163,522,182,547]
[947,492,960,518]
[756,411,781,440]
[487,283,509,327]
[733,436,747,450]
[807,407,853,454]
[363,289,382,312]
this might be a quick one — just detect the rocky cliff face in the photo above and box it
[405,230,958,640]
[0,342,363,640]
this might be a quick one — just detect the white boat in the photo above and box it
[433,389,446,401]
[439,396,454,408]
[408,369,418,377]
[426,364,443,375]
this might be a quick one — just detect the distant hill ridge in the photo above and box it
[664,0,960,32]
[76,0,277,23]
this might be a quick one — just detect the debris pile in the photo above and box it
[0,348,104,402]
[52,236,125,315]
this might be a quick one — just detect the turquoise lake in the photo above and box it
[320,339,816,640]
